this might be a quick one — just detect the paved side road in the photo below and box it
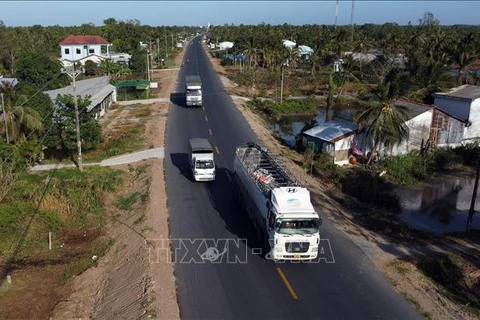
[117,98,170,106]
[29,147,164,172]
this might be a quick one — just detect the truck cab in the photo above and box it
[185,75,202,107]
[266,187,321,260]
[188,138,215,182]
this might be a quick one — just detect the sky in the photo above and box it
[0,1,478,27]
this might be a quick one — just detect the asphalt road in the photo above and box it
[164,36,423,320]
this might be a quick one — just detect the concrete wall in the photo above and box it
[391,110,432,156]
[464,98,480,140]
[60,44,102,61]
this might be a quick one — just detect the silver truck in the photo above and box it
[188,138,215,181]
[233,142,321,261]
[185,75,202,107]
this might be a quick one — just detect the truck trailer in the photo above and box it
[185,75,202,107]
[233,142,321,261]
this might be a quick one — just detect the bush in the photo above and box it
[246,97,318,116]
[340,168,402,213]
[384,152,430,185]
[453,141,480,166]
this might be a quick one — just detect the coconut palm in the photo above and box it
[0,82,43,143]
[354,67,411,164]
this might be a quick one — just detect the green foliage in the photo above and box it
[311,153,345,184]
[452,141,480,166]
[15,53,69,90]
[84,60,99,76]
[384,152,430,185]
[246,97,318,116]
[431,147,462,171]
[0,166,122,254]
[220,57,233,66]
[52,94,104,152]
[129,49,148,77]
[340,168,402,213]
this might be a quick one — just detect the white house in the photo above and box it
[433,85,480,143]
[44,76,117,120]
[59,35,111,67]
[389,100,434,156]
[218,41,234,50]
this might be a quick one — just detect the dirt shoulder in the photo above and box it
[204,43,479,320]
[51,46,186,320]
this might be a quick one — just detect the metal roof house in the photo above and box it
[44,76,117,119]
[0,75,19,87]
[433,85,480,143]
[302,119,362,165]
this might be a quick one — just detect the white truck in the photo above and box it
[233,142,321,261]
[188,138,215,182]
[185,75,202,107]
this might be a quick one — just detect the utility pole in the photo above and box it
[466,158,480,232]
[350,0,355,43]
[63,63,84,171]
[164,33,168,58]
[171,34,174,50]
[146,51,150,81]
[157,38,160,66]
[1,93,8,143]
[334,0,339,28]
[280,60,288,104]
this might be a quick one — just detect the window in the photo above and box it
[64,48,70,54]
[89,49,94,54]
[76,48,81,54]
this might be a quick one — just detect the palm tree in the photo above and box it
[0,82,43,143]
[451,33,478,85]
[354,66,411,164]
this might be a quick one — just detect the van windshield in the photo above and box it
[195,160,214,169]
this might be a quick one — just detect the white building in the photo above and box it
[44,76,117,120]
[433,85,480,143]
[60,35,111,65]
[389,100,433,156]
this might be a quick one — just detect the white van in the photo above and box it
[188,138,215,181]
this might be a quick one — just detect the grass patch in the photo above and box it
[133,214,146,225]
[246,97,318,116]
[115,192,141,211]
[417,253,480,315]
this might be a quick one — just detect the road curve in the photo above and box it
[164,36,423,320]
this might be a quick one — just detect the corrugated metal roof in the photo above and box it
[0,77,19,87]
[44,76,115,112]
[434,85,480,101]
[302,120,358,143]
[394,100,432,118]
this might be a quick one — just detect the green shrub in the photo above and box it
[340,168,402,213]
[385,152,430,185]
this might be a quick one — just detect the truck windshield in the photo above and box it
[187,89,201,96]
[276,218,319,235]
[195,160,214,169]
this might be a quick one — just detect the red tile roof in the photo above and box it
[60,35,110,46]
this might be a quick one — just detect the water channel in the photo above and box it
[267,110,480,235]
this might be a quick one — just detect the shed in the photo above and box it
[44,76,117,119]
[302,120,359,165]
[433,85,480,142]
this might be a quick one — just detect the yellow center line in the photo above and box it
[276,267,298,300]
[205,115,208,122]
[209,128,212,136]
[215,146,220,155]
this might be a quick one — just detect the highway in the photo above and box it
[164,36,423,320]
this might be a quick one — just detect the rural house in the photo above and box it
[301,119,366,165]
[301,100,436,165]
[44,76,117,120]
[59,35,112,67]
[433,85,480,144]
[389,100,433,156]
